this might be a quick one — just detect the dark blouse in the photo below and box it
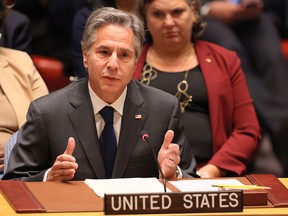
[141,63,213,164]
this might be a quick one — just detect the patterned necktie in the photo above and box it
[99,106,117,178]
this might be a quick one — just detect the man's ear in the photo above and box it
[132,58,138,74]
[82,48,88,70]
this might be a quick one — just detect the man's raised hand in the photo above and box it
[47,137,78,181]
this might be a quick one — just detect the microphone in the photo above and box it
[140,130,167,192]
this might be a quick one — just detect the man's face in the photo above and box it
[83,24,137,103]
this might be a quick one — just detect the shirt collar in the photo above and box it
[88,83,126,116]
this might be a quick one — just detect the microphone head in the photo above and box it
[140,130,149,141]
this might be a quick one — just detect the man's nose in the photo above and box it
[107,52,119,71]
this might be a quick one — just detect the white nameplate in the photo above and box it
[104,190,243,214]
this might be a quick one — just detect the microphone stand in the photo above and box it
[141,131,167,192]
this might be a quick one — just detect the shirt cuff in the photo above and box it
[176,166,183,179]
[43,168,51,182]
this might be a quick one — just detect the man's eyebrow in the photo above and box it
[119,48,133,53]
[95,45,133,54]
[96,45,110,50]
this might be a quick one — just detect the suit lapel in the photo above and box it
[195,41,220,150]
[68,80,148,178]
[113,81,147,178]
[68,79,106,178]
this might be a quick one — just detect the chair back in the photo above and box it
[31,55,71,92]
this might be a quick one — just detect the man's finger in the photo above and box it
[64,137,75,155]
[162,130,174,149]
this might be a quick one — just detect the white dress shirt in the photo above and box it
[88,83,127,144]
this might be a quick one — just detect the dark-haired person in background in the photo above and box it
[0,0,32,53]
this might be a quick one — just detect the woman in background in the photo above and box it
[134,0,261,178]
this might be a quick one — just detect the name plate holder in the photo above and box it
[104,190,243,214]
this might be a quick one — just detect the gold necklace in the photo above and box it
[175,70,193,112]
[140,63,193,112]
[140,63,157,85]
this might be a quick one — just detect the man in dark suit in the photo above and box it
[3,7,197,182]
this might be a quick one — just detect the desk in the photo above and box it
[0,178,288,216]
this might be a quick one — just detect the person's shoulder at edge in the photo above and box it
[0,46,29,60]
[0,47,48,82]
[5,9,30,25]
[0,47,35,73]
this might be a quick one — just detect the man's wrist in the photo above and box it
[43,168,51,182]
[176,166,183,179]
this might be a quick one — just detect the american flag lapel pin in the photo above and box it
[135,114,142,119]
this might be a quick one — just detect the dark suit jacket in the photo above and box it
[3,78,197,181]
[0,10,32,54]
[134,40,261,176]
